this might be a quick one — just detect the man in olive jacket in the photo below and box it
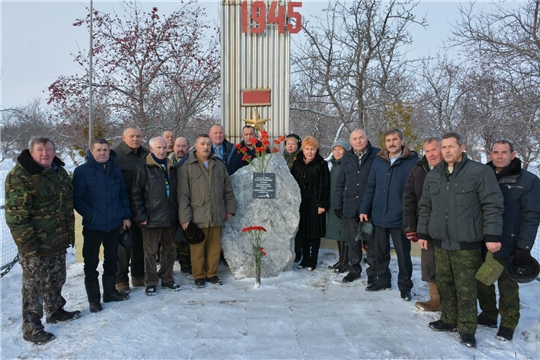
[417,132,504,348]
[177,134,236,288]
[5,136,79,345]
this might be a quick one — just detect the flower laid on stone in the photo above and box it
[235,132,285,173]
[242,225,267,286]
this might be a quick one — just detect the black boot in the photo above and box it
[329,241,342,269]
[335,242,349,273]
[85,280,102,313]
[294,234,302,262]
[308,238,320,270]
[103,275,130,303]
[297,238,311,268]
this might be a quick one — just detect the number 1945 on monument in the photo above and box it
[241,1,302,34]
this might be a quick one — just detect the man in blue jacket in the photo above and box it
[360,128,418,300]
[73,138,130,313]
[334,129,380,283]
[477,140,540,341]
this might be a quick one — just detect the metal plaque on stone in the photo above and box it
[252,173,276,199]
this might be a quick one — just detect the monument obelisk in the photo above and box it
[220,0,303,143]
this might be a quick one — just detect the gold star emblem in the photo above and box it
[243,110,269,131]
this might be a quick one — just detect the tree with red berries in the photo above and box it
[48,1,220,149]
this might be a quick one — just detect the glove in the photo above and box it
[334,209,343,219]
[405,231,418,242]
[513,248,533,267]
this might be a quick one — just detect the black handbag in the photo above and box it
[118,228,133,251]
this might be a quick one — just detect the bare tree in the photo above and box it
[291,0,426,142]
[0,99,59,162]
[452,0,540,81]
[450,0,540,166]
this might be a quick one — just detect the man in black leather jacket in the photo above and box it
[131,137,181,296]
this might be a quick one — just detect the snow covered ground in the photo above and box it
[1,248,539,359]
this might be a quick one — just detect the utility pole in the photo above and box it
[88,0,93,149]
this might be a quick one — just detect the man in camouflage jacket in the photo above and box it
[5,136,80,345]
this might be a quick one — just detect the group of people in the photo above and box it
[5,125,539,349]
[5,127,237,344]
[287,128,539,349]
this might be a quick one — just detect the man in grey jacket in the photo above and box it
[417,132,504,348]
[177,134,236,288]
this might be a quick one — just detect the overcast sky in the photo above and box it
[0,1,522,109]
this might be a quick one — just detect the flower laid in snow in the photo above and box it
[242,225,267,267]
[235,132,285,173]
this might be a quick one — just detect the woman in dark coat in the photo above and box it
[291,136,330,270]
[326,139,351,273]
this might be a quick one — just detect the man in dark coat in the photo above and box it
[477,140,540,341]
[5,136,79,345]
[113,126,150,293]
[417,132,504,348]
[334,129,380,283]
[73,138,131,312]
[360,128,418,300]
[402,137,442,311]
[131,137,181,296]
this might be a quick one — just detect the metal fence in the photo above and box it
[1,205,19,276]
[1,205,539,278]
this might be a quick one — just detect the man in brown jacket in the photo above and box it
[177,134,236,288]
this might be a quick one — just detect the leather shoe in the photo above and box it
[365,282,391,292]
[496,326,514,341]
[477,313,497,328]
[428,320,457,332]
[400,290,411,301]
[342,272,360,283]
[23,330,56,345]
[460,333,476,348]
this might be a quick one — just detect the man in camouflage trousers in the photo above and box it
[417,132,504,348]
[5,136,81,345]
[477,140,540,341]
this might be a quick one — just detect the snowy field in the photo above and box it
[1,248,539,359]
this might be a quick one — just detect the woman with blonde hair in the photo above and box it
[291,136,330,270]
